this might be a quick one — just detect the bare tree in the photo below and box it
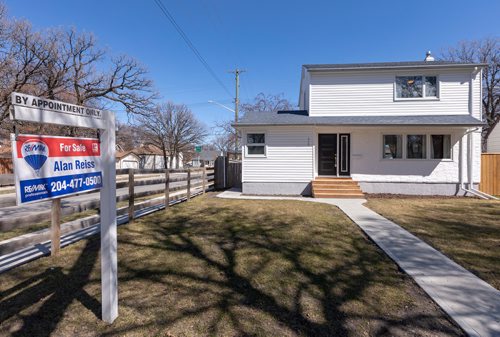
[116,121,143,151]
[138,102,207,169]
[0,4,157,130]
[63,28,157,114]
[441,38,500,150]
[213,93,294,157]
[240,92,294,114]
[212,132,233,153]
[214,120,238,153]
[0,19,48,124]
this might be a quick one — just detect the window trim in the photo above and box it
[382,134,403,160]
[406,134,427,160]
[394,75,440,101]
[245,132,267,157]
[430,134,452,160]
[381,133,453,161]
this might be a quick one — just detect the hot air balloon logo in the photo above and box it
[21,139,49,176]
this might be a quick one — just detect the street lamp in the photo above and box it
[208,100,235,113]
[208,100,239,158]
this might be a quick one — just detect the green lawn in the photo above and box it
[366,196,500,290]
[0,194,463,336]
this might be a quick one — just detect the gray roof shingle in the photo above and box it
[303,61,487,71]
[236,110,485,127]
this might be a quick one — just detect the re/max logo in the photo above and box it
[23,144,46,152]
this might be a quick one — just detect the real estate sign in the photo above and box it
[11,134,102,204]
[10,92,118,323]
[10,92,106,129]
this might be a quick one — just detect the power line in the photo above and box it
[153,0,233,99]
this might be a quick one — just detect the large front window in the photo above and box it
[431,135,451,159]
[383,135,402,159]
[396,76,438,99]
[246,133,265,156]
[407,135,426,159]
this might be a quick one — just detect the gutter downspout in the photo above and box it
[466,68,498,200]
[459,127,498,200]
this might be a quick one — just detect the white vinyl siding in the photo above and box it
[242,128,314,182]
[487,124,500,152]
[309,69,473,116]
[472,70,482,119]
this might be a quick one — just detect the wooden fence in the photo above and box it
[214,156,241,189]
[0,167,215,256]
[480,153,500,195]
[0,158,13,174]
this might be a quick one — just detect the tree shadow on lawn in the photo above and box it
[113,200,463,336]
[369,200,500,289]
[0,240,101,337]
[0,199,463,336]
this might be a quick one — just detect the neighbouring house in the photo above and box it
[116,151,141,169]
[486,123,500,152]
[236,52,486,197]
[189,150,222,167]
[116,145,183,170]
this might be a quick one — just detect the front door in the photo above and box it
[318,134,337,175]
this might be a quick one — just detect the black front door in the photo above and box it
[318,134,337,175]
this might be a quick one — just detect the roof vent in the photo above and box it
[425,51,435,62]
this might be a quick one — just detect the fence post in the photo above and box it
[187,168,191,201]
[165,169,170,210]
[51,198,61,256]
[128,169,134,222]
[202,166,206,194]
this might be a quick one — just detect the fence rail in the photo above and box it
[480,153,500,195]
[0,168,215,256]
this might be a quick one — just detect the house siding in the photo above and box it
[308,69,476,117]
[116,153,139,169]
[242,127,314,183]
[342,127,481,184]
[487,124,500,152]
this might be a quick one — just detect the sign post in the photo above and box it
[51,199,61,255]
[10,92,118,323]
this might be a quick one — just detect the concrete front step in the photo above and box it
[313,193,365,198]
[312,177,364,198]
[313,184,359,190]
[314,188,362,193]
[313,181,359,186]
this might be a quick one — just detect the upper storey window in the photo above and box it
[395,76,438,99]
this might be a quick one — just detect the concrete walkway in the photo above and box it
[217,189,500,337]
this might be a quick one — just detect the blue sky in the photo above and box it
[5,0,500,134]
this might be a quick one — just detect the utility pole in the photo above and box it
[228,68,245,158]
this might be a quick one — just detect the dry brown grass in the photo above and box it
[0,194,463,336]
[366,197,500,290]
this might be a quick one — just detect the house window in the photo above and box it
[395,76,438,99]
[425,76,438,97]
[383,135,402,159]
[431,135,451,159]
[247,133,265,156]
[407,135,426,159]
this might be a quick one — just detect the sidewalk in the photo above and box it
[217,189,500,337]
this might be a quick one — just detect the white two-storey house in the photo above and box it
[236,53,486,197]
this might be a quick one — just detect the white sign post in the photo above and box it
[10,92,118,323]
